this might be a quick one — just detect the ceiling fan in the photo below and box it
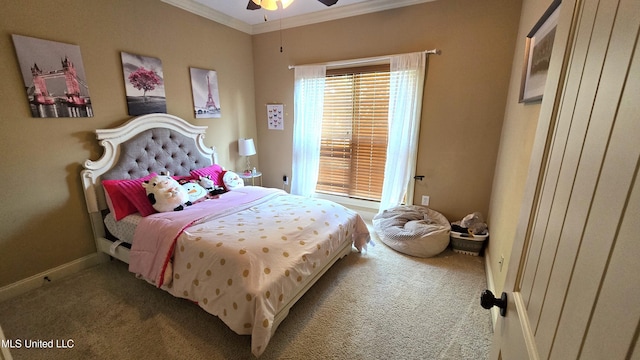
[247,0,338,11]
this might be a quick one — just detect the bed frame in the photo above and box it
[81,113,217,263]
[80,113,353,342]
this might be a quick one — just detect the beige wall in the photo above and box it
[0,0,257,287]
[1,0,528,290]
[486,0,554,296]
[253,0,522,222]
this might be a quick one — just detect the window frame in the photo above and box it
[315,63,391,204]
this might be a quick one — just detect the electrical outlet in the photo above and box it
[421,195,430,206]
[283,175,289,185]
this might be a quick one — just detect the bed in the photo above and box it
[80,113,370,357]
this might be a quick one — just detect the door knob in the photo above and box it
[480,290,507,317]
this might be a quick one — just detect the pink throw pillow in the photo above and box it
[102,173,157,220]
[103,180,138,221]
[190,164,224,187]
[172,174,194,182]
[114,173,158,217]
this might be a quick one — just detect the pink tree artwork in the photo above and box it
[121,52,166,115]
[128,67,162,102]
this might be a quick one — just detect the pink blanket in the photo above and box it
[128,186,371,357]
[129,187,285,287]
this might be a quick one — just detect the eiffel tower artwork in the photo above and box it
[190,67,221,118]
[205,75,218,110]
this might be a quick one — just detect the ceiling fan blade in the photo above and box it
[318,0,338,6]
[247,0,261,10]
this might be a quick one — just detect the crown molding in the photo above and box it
[253,0,437,34]
[161,0,253,34]
[164,0,437,35]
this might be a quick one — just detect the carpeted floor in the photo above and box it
[0,230,492,359]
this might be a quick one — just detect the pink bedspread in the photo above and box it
[129,187,284,287]
[128,186,370,357]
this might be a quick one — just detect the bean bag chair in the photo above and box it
[373,205,451,257]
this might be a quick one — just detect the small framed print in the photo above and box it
[267,104,284,130]
[190,67,221,118]
[519,0,561,103]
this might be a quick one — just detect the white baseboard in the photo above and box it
[0,253,100,303]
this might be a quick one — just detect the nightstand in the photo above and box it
[238,171,262,186]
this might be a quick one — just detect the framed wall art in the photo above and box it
[519,0,561,103]
[12,34,93,118]
[121,52,166,115]
[267,104,284,130]
[190,67,221,118]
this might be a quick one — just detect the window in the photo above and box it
[316,65,390,201]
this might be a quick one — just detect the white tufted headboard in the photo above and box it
[80,114,217,262]
[100,127,211,181]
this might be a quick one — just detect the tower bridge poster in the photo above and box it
[12,34,93,118]
[189,67,221,119]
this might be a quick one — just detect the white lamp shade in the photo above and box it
[238,138,256,156]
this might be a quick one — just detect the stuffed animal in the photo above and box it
[459,212,488,235]
[222,171,244,190]
[197,175,215,190]
[181,181,209,203]
[197,175,227,195]
[142,173,192,212]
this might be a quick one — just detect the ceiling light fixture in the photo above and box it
[250,0,294,11]
[247,0,337,11]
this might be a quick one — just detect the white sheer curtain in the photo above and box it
[378,52,426,212]
[291,65,326,196]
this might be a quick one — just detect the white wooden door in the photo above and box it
[490,0,640,358]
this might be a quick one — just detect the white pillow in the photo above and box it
[222,171,244,190]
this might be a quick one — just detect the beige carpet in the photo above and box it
[0,232,492,359]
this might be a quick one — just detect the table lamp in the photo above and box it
[238,138,256,173]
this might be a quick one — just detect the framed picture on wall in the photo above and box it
[121,52,166,115]
[267,104,284,130]
[190,67,221,118]
[519,0,561,103]
[12,34,93,118]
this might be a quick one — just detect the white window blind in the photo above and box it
[316,65,390,201]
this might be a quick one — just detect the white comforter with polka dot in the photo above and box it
[129,186,369,357]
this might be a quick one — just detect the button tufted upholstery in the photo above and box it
[102,128,211,180]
